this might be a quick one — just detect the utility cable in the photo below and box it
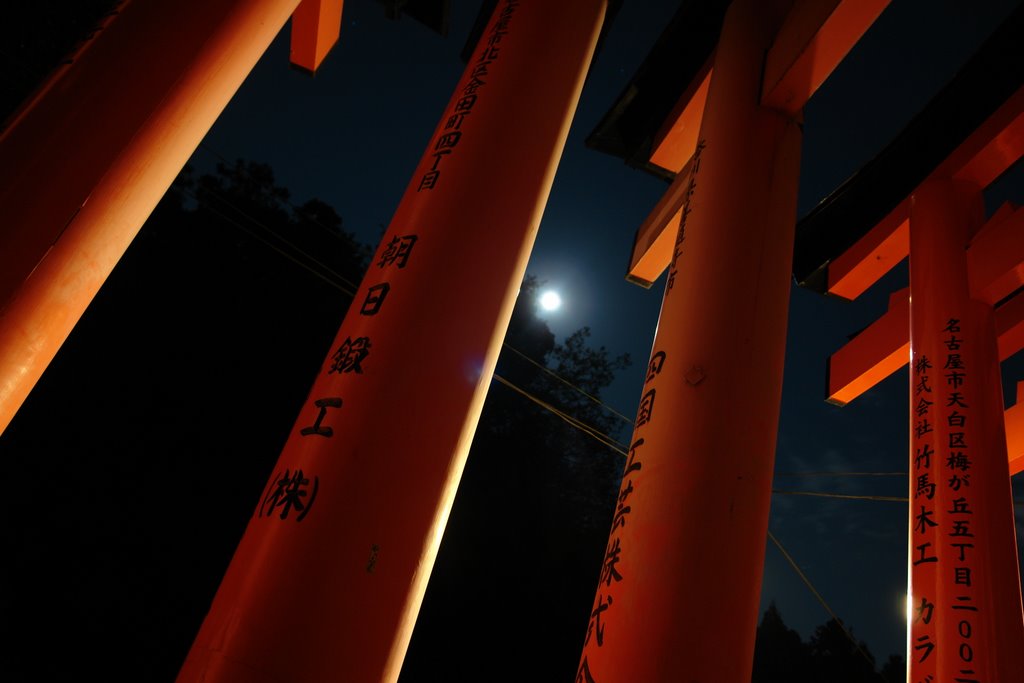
[492,373,629,456]
[771,490,908,503]
[767,531,885,679]
[775,471,906,478]
[180,187,356,297]
[501,343,635,426]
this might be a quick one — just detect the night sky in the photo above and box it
[5,0,1024,676]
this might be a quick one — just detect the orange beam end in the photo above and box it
[1008,382,1024,476]
[943,87,1024,188]
[761,0,890,114]
[649,63,712,173]
[996,289,1024,361]
[289,0,344,73]
[826,288,908,405]
[626,156,696,287]
[827,286,1024,406]
[968,204,1024,306]
[828,88,1023,302]
[826,199,909,300]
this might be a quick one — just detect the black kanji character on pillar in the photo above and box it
[944,354,965,369]
[913,542,938,565]
[914,506,937,533]
[914,635,935,662]
[645,351,666,383]
[623,438,644,476]
[915,397,933,416]
[948,473,970,490]
[601,538,623,586]
[949,497,973,514]
[947,411,967,427]
[914,596,934,624]
[330,337,371,374]
[259,469,319,522]
[361,283,391,315]
[944,318,961,333]
[913,355,933,374]
[952,543,974,561]
[377,235,418,269]
[915,474,936,500]
[915,444,934,469]
[947,392,969,408]
[636,389,656,428]
[954,567,972,586]
[950,520,974,537]
[301,397,342,437]
[575,657,597,683]
[584,594,613,648]
[946,451,971,471]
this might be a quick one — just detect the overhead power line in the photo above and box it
[767,531,885,679]
[501,343,635,426]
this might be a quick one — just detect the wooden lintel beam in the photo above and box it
[826,199,909,301]
[826,288,908,406]
[828,286,1024,406]
[649,61,713,173]
[761,0,890,114]
[968,203,1024,305]
[626,156,694,287]
[289,0,344,74]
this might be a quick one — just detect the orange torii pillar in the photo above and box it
[575,0,801,681]
[0,0,340,435]
[906,180,1024,682]
[177,1,607,682]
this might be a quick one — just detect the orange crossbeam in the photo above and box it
[649,61,712,173]
[289,0,344,73]
[828,285,1024,405]
[967,203,1024,306]
[1008,382,1024,475]
[761,0,890,114]
[628,0,887,285]
[626,156,695,287]
[827,199,909,301]
[826,288,908,406]
[825,87,1024,300]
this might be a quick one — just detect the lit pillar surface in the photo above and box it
[177,1,607,682]
[906,179,1024,683]
[576,0,801,681]
[0,0,304,434]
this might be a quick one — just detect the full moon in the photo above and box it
[539,290,562,311]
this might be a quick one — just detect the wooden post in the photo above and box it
[177,1,608,681]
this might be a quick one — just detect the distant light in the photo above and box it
[539,290,562,311]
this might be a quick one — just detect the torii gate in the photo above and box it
[578,2,1022,682]
[806,25,1024,682]
[5,1,1018,682]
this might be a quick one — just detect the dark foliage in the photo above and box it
[0,161,367,682]
[752,602,905,683]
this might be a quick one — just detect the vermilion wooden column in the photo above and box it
[906,180,1024,683]
[575,0,801,681]
[176,1,607,682]
[0,0,306,434]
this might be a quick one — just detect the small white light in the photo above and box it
[539,290,562,311]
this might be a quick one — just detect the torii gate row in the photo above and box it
[0,1,948,682]
[602,3,1024,683]
[623,7,1024,470]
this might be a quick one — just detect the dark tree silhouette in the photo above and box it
[1,162,635,683]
